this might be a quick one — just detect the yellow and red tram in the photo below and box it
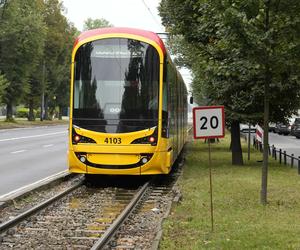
[68,27,188,175]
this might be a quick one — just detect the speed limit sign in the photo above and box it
[193,106,225,139]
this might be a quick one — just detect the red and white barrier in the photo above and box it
[256,125,263,142]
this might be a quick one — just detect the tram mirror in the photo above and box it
[190,96,193,104]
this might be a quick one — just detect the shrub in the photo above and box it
[16,108,39,119]
[16,108,29,118]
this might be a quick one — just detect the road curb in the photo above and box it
[0,170,69,202]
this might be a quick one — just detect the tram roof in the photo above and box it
[74,27,166,54]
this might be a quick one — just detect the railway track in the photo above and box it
[0,176,151,249]
[0,181,83,234]
[104,157,184,249]
[0,151,186,249]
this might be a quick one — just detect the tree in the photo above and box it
[159,0,300,203]
[0,0,76,121]
[25,0,47,121]
[42,0,77,120]
[0,0,47,120]
[54,23,78,120]
[27,60,45,121]
[83,17,113,31]
[0,72,8,100]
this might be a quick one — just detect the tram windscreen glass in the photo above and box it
[73,38,160,133]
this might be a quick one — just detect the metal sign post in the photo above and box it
[193,106,225,232]
[208,139,214,231]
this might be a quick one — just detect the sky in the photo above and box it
[62,0,164,33]
[62,0,192,90]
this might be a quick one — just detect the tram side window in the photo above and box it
[162,61,169,137]
[162,78,168,113]
[167,60,176,138]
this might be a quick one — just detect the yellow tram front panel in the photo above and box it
[68,127,173,175]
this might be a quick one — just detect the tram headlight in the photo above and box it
[149,136,155,143]
[141,157,148,164]
[80,156,86,163]
[74,135,81,143]
[131,128,158,145]
[72,128,96,144]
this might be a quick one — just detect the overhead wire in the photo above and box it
[141,0,163,29]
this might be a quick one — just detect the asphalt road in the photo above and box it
[269,132,300,156]
[0,125,68,196]
[268,132,300,166]
[245,131,300,165]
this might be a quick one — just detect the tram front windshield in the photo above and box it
[73,38,160,133]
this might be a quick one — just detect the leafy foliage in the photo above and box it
[83,18,113,31]
[0,0,78,120]
[159,0,300,124]
[159,0,300,168]
[0,0,47,119]
[0,72,9,100]
[43,0,71,120]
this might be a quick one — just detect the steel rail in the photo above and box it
[0,171,72,202]
[0,181,83,234]
[91,181,150,250]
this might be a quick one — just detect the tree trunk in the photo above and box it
[261,67,270,205]
[261,0,271,206]
[231,120,243,165]
[247,123,251,160]
[28,99,35,121]
[58,105,63,120]
[44,94,50,120]
[261,80,269,205]
[40,61,46,121]
[6,102,13,121]
[40,91,44,121]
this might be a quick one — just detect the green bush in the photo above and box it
[16,108,39,119]
[16,108,29,118]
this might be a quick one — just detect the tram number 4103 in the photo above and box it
[104,137,122,144]
[200,116,219,130]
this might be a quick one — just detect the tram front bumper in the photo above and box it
[68,145,172,175]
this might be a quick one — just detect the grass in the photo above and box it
[0,117,68,129]
[160,135,300,250]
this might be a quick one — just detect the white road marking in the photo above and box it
[43,144,54,148]
[0,131,67,142]
[11,150,27,154]
[0,126,50,132]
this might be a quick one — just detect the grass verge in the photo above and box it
[160,135,300,249]
[0,118,68,129]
